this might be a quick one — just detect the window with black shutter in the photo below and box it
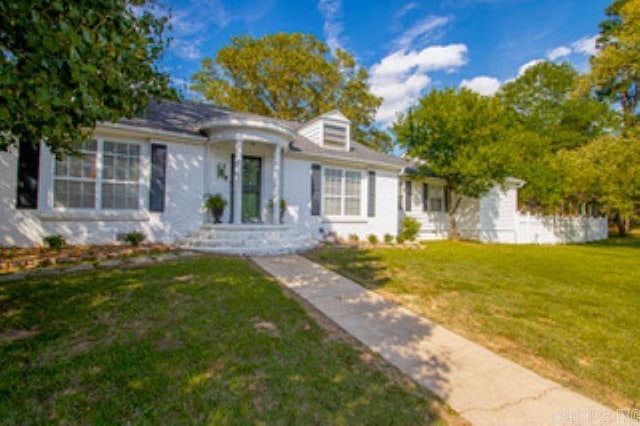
[367,171,376,217]
[422,183,429,212]
[149,144,167,212]
[311,164,321,216]
[16,141,40,209]
[405,181,412,212]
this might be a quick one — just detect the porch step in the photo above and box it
[178,225,318,256]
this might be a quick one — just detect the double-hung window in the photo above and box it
[102,141,140,209]
[54,140,97,208]
[323,168,362,216]
[53,140,141,210]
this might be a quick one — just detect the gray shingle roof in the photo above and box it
[116,100,406,168]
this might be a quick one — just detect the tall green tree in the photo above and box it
[499,61,616,211]
[0,0,175,156]
[191,33,390,152]
[579,0,640,126]
[394,88,521,238]
[558,133,640,235]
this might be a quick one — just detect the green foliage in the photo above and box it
[498,61,616,212]
[348,234,359,244]
[43,234,65,251]
[192,33,391,152]
[383,233,394,244]
[367,234,379,245]
[204,193,227,223]
[400,217,421,242]
[558,132,640,231]
[580,0,640,125]
[123,231,145,247]
[0,0,176,156]
[395,88,515,200]
[500,62,615,152]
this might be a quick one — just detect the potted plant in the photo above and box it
[205,193,227,223]
[268,198,287,224]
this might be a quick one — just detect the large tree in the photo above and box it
[499,61,616,212]
[191,33,391,152]
[0,0,175,156]
[558,133,640,235]
[394,88,522,238]
[579,0,640,126]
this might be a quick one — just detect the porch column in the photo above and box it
[233,139,243,224]
[273,144,282,224]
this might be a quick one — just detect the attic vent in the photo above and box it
[323,123,347,149]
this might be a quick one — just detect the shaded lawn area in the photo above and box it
[0,256,456,424]
[306,236,640,409]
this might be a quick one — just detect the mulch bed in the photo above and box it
[0,244,175,275]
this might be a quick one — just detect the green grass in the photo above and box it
[306,236,640,409]
[0,256,454,424]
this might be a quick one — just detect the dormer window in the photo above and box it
[323,123,347,149]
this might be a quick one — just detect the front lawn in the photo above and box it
[306,236,640,409]
[0,256,456,424]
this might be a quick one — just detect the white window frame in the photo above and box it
[53,140,98,209]
[321,167,364,218]
[50,138,145,212]
[101,140,142,210]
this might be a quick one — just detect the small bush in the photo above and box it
[124,231,146,247]
[384,233,394,244]
[43,234,66,251]
[367,234,379,245]
[348,234,359,244]
[396,234,406,244]
[400,217,421,242]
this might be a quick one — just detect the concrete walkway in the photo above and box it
[253,255,636,426]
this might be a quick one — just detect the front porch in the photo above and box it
[202,125,285,226]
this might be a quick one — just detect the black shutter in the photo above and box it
[311,164,321,216]
[405,181,412,212]
[367,171,376,217]
[422,183,429,212]
[16,141,40,209]
[149,144,167,212]
[444,185,450,212]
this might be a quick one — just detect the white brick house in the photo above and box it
[0,101,607,254]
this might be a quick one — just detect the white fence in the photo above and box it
[515,214,608,244]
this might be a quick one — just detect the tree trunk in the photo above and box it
[615,215,628,237]
[448,196,463,240]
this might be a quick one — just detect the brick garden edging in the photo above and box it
[0,251,202,283]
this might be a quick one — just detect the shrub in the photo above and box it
[204,193,227,223]
[367,234,379,245]
[383,233,394,244]
[124,231,146,247]
[400,217,421,242]
[348,234,359,244]
[43,234,66,251]
[396,234,406,244]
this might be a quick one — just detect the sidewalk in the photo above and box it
[252,255,636,426]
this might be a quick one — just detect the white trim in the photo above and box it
[287,151,402,172]
[321,166,365,220]
[37,210,150,222]
[96,123,207,144]
[199,118,295,140]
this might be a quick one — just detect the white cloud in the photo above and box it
[518,59,544,76]
[317,0,344,50]
[571,35,598,56]
[370,44,468,125]
[393,15,449,49]
[171,39,202,60]
[460,76,501,96]
[168,0,230,61]
[547,46,571,61]
[394,2,419,20]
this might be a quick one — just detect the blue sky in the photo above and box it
[159,0,611,125]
